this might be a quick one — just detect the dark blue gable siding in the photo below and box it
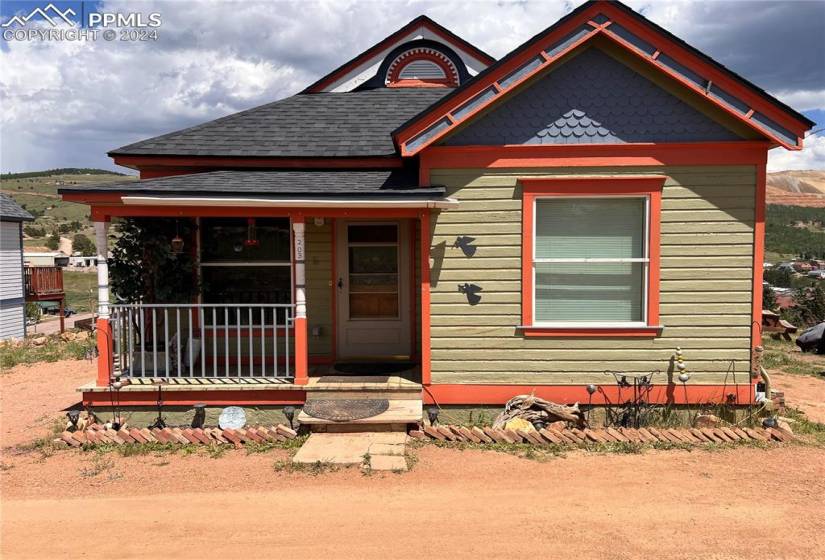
[443,47,742,146]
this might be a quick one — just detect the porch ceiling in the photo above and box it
[59,169,446,199]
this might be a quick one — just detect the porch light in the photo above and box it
[244,218,260,247]
[170,220,184,254]
[283,406,296,430]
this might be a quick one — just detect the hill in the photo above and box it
[0,169,135,252]
[767,170,825,208]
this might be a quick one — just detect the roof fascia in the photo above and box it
[302,16,495,93]
[395,2,811,155]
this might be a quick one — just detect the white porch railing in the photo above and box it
[110,303,295,380]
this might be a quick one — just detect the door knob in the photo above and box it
[337,277,343,289]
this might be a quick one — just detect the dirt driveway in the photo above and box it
[2,360,824,560]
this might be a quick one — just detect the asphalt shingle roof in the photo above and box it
[0,194,34,222]
[110,89,451,158]
[58,169,446,198]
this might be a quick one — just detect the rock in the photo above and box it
[60,332,77,342]
[547,420,567,432]
[777,420,794,434]
[504,417,534,432]
[30,336,47,347]
[694,414,721,428]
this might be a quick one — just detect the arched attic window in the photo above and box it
[385,47,459,88]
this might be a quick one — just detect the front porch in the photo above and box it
[71,175,450,405]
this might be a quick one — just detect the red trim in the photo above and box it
[424,383,753,405]
[520,176,664,337]
[418,142,770,174]
[386,50,459,88]
[409,219,417,356]
[111,155,403,173]
[83,389,307,407]
[752,163,766,351]
[330,218,338,363]
[395,3,809,154]
[303,16,495,93]
[87,205,424,220]
[419,210,431,385]
[96,318,113,386]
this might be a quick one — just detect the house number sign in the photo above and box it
[295,237,305,261]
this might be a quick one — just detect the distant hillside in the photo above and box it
[0,168,128,180]
[0,170,136,250]
[767,170,825,208]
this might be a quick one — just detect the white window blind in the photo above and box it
[534,197,648,323]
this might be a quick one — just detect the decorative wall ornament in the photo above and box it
[458,283,483,305]
[453,235,477,257]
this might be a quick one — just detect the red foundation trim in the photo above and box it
[423,383,754,406]
[96,318,113,386]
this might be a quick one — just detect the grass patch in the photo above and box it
[244,435,307,455]
[783,408,825,446]
[62,270,97,312]
[80,455,115,478]
[762,337,824,377]
[273,459,341,475]
[0,333,94,369]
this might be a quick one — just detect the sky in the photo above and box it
[1,0,824,174]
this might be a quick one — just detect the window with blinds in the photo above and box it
[533,197,648,324]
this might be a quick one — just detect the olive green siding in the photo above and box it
[428,166,756,385]
[306,217,333,357]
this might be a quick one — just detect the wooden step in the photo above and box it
[298,399,422,427]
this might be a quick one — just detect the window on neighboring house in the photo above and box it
[199,217,292,324]
[521,178,663,336]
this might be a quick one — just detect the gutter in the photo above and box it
[120,196,459,209]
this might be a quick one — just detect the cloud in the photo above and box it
[0,0,823,173]
[768,133,825,172]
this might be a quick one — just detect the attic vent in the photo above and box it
[399,60,447,80]
[386,47,459,88]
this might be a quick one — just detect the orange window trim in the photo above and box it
[520,176,665,338]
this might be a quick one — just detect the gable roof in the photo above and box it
[394,0,814,155]
[58,169,445,198]
[0,194,34,222]
[442,47,744,146]
[109,88,450,159]
[302,15,496,93]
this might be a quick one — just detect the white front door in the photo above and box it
[336,220,411,359]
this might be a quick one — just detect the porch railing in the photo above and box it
[24,266,64,298]
[110,303,295,380]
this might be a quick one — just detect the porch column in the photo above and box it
[419,210,431,385]
[292,219,309,385]
[94,220,113,386]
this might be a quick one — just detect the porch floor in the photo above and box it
[77,377,295,393]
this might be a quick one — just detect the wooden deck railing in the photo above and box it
[24,266,64,298]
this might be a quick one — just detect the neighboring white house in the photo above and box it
[0,194,34,340]
[69,253,96,268]
[23,251,69,267]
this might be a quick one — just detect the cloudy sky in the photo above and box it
[1,0,823,174]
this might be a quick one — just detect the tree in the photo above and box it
[45,230,59,251]
[763,267,793,288]
[72,233,96,256]
[762,284,776,312]
[109,218,198,303]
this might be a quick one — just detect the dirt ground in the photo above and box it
[2,360,825,560]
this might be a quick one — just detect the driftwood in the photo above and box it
[492,394,587,429]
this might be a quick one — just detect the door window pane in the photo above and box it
[349,246,398,274]
[535,262,644,322]
[347,225,399,319]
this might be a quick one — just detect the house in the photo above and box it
[59,1,813,415]
[69,253,97,268]
[0,194,33,340]
[23,251,69,268]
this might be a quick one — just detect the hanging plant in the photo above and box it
[109,218,199,304]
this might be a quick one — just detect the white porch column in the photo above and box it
[292,219,308,384]
[94,221,110,318]
[94,220,112,386]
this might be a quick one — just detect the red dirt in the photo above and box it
[772,372,825,423]
[2,360,825,559]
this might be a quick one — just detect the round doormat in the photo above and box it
[333,362,416,375]
[303,399,390,422]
